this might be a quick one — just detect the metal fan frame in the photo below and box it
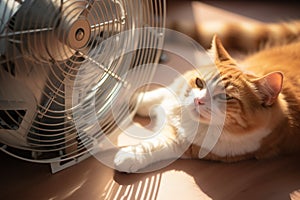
[0,0,166,173]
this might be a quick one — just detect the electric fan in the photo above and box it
[0,0,165,172]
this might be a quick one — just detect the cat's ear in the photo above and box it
[210,35,234,62]
[254,72,284,106]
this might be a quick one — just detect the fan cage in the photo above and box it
[0,0,166,167]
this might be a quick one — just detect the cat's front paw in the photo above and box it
[114,146,147,173]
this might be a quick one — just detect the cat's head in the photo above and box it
[188,35,283,133]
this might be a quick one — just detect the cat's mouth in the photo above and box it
[193,106,211,123]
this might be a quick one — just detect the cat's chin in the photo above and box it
[199,114,211,124]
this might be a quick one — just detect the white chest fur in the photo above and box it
[208,128,272,157]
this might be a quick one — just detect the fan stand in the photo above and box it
[50,151,92,173]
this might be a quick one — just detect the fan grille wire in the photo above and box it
[0,0,166,163]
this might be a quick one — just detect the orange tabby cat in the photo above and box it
[114,27,300,173]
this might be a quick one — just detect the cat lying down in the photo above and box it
[114,32,300,173]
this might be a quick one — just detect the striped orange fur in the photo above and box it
[187,35,300,162]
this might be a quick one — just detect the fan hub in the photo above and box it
[75,28,85,41]
[68,18,91,50]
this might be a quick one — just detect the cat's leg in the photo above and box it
[114,126,186,173]
[136,87,171,117]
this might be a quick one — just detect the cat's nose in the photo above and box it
[194,97,205,105]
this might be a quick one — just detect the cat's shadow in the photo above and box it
[112,154,300,200]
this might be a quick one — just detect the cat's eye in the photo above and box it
[215,93,234,101]
[195,78,204,89]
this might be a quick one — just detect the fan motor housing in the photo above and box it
[66,18,91,50]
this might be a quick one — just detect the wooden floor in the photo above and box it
[1,1,300,200]
[1,150,300,200]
